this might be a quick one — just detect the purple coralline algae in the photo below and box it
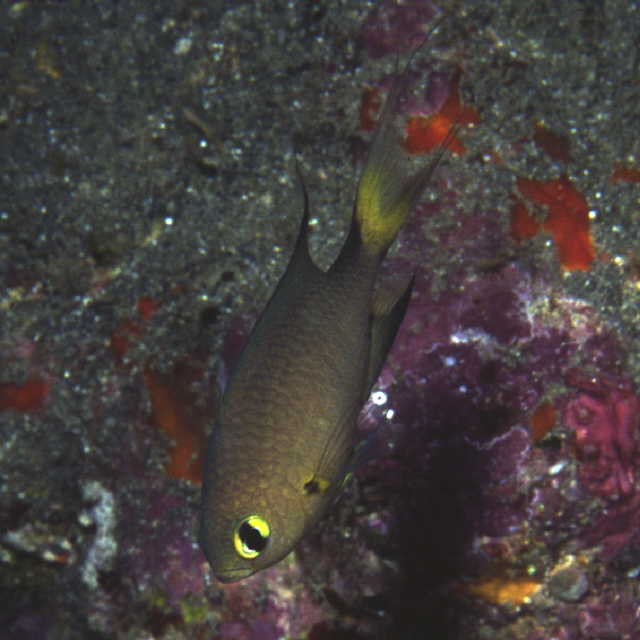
[359,0,439,59]
[564,373,640,502]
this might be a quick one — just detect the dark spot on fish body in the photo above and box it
[304,480,321,495]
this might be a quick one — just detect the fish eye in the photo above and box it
[233,515,270,559]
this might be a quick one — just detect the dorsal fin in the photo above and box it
[286,160,319,275]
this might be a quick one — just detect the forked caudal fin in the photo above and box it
[354,63,451,257]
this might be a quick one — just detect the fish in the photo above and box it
[199,68,444,583]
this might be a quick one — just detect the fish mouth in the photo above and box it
[215,567,254,583]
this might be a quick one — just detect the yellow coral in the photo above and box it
[466,576,542,605]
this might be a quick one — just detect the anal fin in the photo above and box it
[366,277,414,395]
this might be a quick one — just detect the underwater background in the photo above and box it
[1,0,640,638]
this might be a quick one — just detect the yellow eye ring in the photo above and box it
[233,515,271,559]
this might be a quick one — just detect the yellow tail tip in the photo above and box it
[356,165,411,253]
